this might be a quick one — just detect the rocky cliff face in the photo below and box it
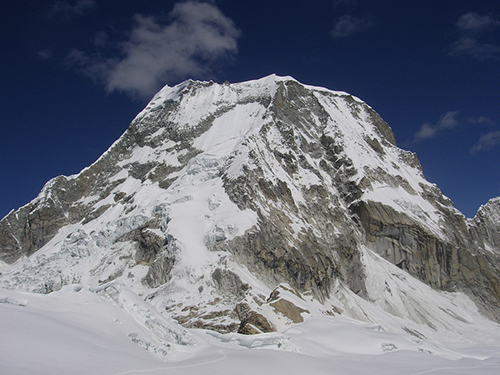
[471,198,500,249]
[0,75,499,340]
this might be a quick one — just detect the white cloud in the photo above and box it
[414,123,437,141]
[38,49,53,60]
[414,112,497,151]
[436,111,460,130]
[331,15,373,38]
[450,37,500,61]
[48,0,96,17]
[456,12,500,34]
[68,1,240,100]
[449,12,500,60]
[468,116,494,125]
[471,131,500,153]
[414,111,460,142]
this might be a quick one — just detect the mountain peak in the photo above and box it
[1,75,500,360]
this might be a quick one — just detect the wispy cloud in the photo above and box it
[468,116,494,126]
[471,131,500,154]
[331,15,373,38]
[456,12,500,33]
[413,112,498,153]
[67,1,240,100]
[48,0,96,18]
[38,49,53,60]
[449,12,500,60]
[413,111,460,142]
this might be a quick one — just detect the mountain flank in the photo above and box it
[1,75,499,345]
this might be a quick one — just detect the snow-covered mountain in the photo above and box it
[1,75,500,374]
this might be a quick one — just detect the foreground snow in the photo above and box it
[1,286,499,375]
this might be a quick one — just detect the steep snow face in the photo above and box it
[0,74,500,368]
[311,88,445,235]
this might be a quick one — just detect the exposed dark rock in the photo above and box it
[235,303,276,334]
[267,285,310,323]
[471,198,500,249]
[270,299,309,323]
[211,268,249,298]
[351,199,500,321]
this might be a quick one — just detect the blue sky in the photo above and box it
[1,0,499,218]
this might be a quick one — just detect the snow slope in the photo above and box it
[1,286,500,375]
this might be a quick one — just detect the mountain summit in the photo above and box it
[1,75,500,363]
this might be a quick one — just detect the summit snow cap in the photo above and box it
[135,74,363,122]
